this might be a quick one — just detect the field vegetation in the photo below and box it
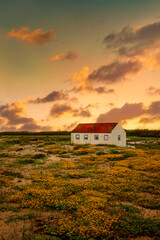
[0,133,160,240]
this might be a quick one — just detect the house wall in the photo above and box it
[71,133,91,144]
[71,123,126,146]
[71,133,111,145]
[90,133,111,145]
[110,123,126,147]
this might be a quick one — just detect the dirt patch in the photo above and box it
[0,209,32,240]
[67,177,92,182]
[98,162,110,170]
[117,201,160,220]
[140,208,160,220]
[12,178,32,186]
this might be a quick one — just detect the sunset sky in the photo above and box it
[0,0,160,131]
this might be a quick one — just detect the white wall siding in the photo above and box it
[71,133,91,144]
[90,133,111,145]
[72,133,112,145]
[71,123,126,147]
[111,123,126,147]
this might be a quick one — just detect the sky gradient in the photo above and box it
[0,0,160,131]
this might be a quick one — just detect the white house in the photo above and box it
[71,122,126,147]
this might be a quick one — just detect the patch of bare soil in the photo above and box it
[47,155,61,163]
[63,144,74,150]
[98,162,111,170]
[67,177,92,182]
[0,209,64,240]
[118,201,160,220]
[0,209,31,240]
[139,192,158,198]
[14,145,39,156]
[140,208,160,220]
[12,178,32,186]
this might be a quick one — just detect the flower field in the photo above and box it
[0,134,160,240]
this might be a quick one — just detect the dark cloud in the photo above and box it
[88,60,142,84]
[8,27,57,46]
[146,86,160,95]
[97,101,160,124]
[94,87,114,94]
[50,104,72,117]
[49,51,78,62]
[0,102,34,126]
[19,123,52,131]
[71,85,114,94]
[0,102,51,132]
[63,51,78,61]
[147,101,160,115]
[30,90,67,104]
[72,108,91,118]
[63,121,79,131]
[50,103,91,118]
[97,103,145,123]
[103,22,160,56]
[0,126,17,131]
[139,116,160,124]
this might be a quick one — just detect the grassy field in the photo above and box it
[0,134,160,240]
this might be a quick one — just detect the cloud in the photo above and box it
[146,86,160,95]
[49,51,78,62]
[8,27,57,46]
[19,123,52,131]
[72,108,91,118]
[70,66,89,83]
[0,101,51,131]
[103,21,160,71]
[71,85,114,94]
[50,103,91,118]
[97,103,145,123]
[97,101,160,125]
[0,101,27,125]
[63,51,78,61]
[63,121,79,131]
[139,116,160,124]
[94,87,114,94]
[104,22,160,51]
[147,101,160,116]
[69,66,115,93]
[30,90,68,104]
[49,53,64,61]
[0,117,6,125]
[50,104,72,117]
[88,60,142,84]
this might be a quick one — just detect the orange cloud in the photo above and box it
[70,66,89,82]
[8,27,57,46]
[49,51,78,62]
[0,117,7,125]
[49,53,64,61]
[69,66,114,94]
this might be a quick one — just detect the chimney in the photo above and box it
[93,124,95,130]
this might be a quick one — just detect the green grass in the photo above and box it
[0,193,6,203]
[6,214,34,223]
[0,205,21,212]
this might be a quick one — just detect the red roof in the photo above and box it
[71,123,118,133]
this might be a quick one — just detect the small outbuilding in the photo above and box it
[71,122,126,147]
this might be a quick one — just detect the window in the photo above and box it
[94,134,99,140]
[75,134,80,140]
[84,134,88,140]
[118,135,121,141]
[104,135,109,140]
